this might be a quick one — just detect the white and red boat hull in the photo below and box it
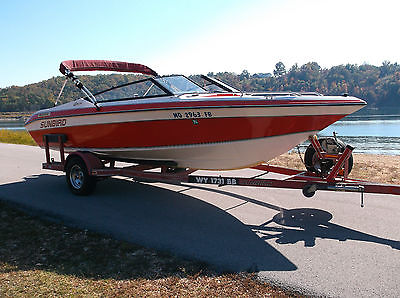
[25,96,366,170]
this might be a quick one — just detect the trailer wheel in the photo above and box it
[304,137,353,175]
[65,157,96,195]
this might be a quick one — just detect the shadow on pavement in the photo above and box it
[0,174,297,273]
[252,208,400,249]
[183,184,400,250]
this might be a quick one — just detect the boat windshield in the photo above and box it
[155,75,206,95]
[93,75,207,102]
[95,79,169,102]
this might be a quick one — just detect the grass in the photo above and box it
[0,201,293,297]
[0,129,37,146]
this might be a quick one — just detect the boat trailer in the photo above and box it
[41,134,400,207]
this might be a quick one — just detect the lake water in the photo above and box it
[1,115,400,155]
[317,114,400,155]
[0,120,26,130]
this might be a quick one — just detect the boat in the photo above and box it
[25,60,366,170]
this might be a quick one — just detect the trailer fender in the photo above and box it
[65,152,103,174]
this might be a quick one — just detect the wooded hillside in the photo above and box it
[0,61,399,112]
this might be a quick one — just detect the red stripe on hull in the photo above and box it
[30,114,344,149]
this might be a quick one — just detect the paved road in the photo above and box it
[1,143,399,297]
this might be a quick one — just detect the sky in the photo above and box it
[1,0,399,88]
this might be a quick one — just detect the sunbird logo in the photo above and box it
[40,119,67,128]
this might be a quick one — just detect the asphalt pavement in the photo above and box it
[1,143,399,297]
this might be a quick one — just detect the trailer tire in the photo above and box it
[65,157,96,195]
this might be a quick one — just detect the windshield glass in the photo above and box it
[191,75,240,93]
[155,75,206,94]
[191,75,227,92]
[95,79,168,102]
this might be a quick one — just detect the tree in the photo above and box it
[289,63,299,73]
[379,61,400,78]
[273,62,286,77]
[239,69,250,80]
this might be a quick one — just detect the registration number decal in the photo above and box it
[172,111,213,119]
[193,176,237,185]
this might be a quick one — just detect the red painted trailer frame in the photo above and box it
[41,134,400,207]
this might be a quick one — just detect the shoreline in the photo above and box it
[0,112,34,121]
[0,112,32,122]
